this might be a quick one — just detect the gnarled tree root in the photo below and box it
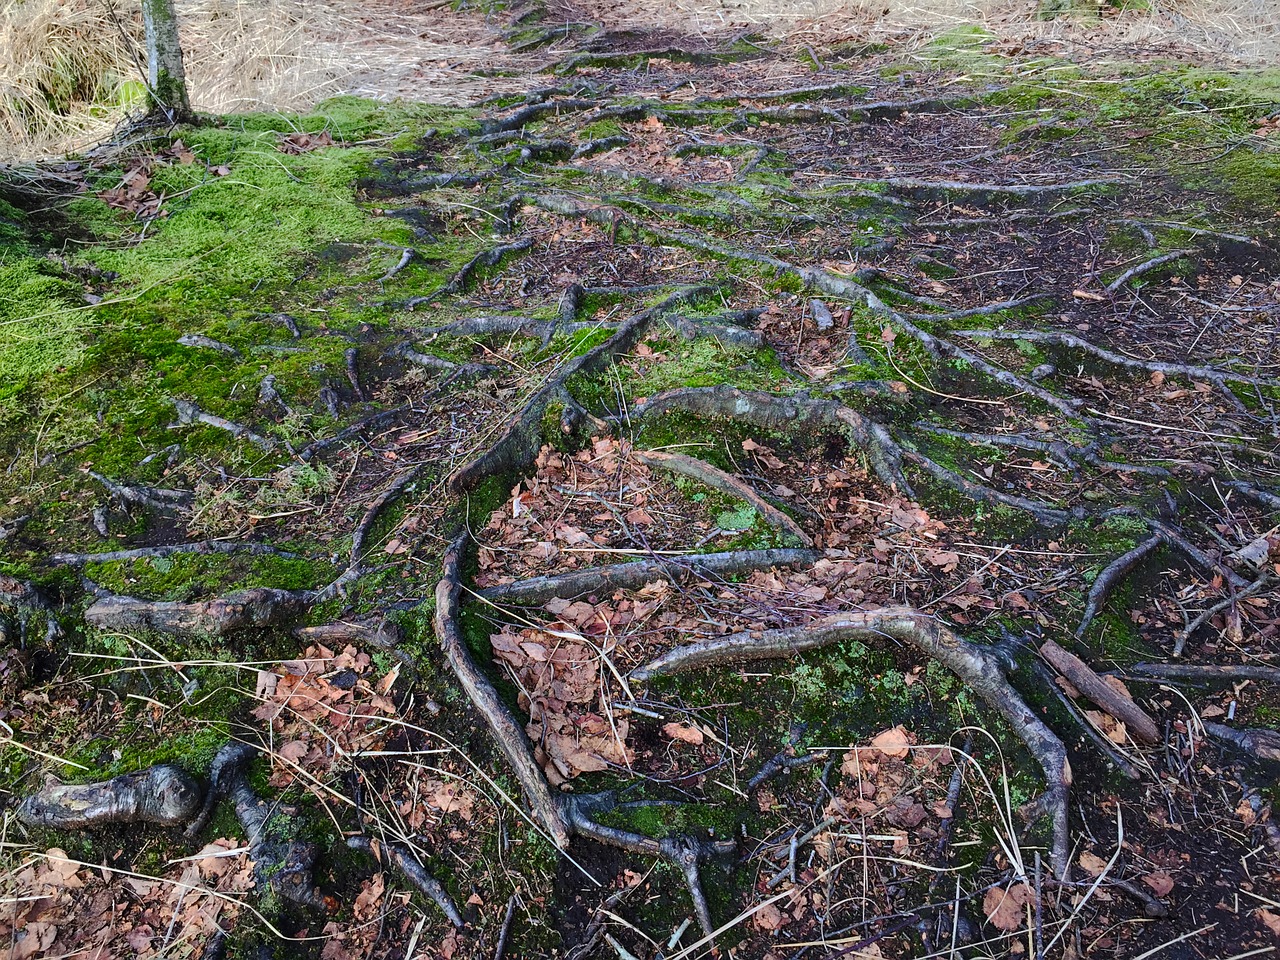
[189,743,332,911]
[624,385,910,494]
[1076,534,1165,638]
[629,606,1073,877]
[84,587,310,637]
[449,286,711,493]
[16,764,201,829]
[634,449,812,546]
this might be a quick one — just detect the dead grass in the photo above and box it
[0,0,530,162]
[590,0,1280,61]
[2,0,1277,160]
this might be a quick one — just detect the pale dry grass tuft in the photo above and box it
[0,0,523,162]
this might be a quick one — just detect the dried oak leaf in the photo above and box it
[754,901,789,931]
[983,882,1034,932]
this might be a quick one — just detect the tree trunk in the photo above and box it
[141,0,193,123]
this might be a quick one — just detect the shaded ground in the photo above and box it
[2,7,1280,960]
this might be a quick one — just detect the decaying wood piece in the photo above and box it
[84,587,309,637]
[1039,640,1160,745]
[347,835,463,927]
[295,616,403,649]
[17,765,201,829]
[478,548,819,605]
[630,606,1073,877]
[634,449,812,546]
[1203,722,1280,762]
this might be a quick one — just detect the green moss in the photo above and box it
[83,549,335,601]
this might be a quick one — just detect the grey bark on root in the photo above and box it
[629,606,1073,877]
[17,765,201,829]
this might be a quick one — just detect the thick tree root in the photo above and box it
[84,587,310,637]
[1128,662,1280,684]
[16,764,201,829]
[189,743,333,911]
[437,536,573,846]
[478,547,819,605]
[437,535,738,937]
[629,606,1073,877]
[634,449,812,546]
[346,835,464,927]
[88,470,192,514]
[1203,722,1280,762]
[1103,249,1196,293]
[624,385,910,493]
[449,286,710,493]
[51,540,295,566]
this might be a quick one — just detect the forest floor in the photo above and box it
[2,3,1280,959]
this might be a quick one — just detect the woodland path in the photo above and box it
[2,6,1280,959]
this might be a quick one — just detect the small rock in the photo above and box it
[810,298,835,332]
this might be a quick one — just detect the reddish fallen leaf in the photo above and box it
[983,882,1034,931]
[871,725,912,759]
[1143,871,1174,897]
[662,722,705,745]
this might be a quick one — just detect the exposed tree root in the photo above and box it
[900,449,1081,525]
[87,469,193,514]
[436,536,573,846]
[405,237,535,310]
[449,286,710,493]
[1176,570,1273,656]
[624,385,909,493]
[177,334,240,357]
[1076,534,1165,638]
[436,535,737,937]
[1128,662,1280,684]
[477,547,819,605]
[1104,249,1196,293]
[1203,722,1280,762]
[629,606,1073,876]
[193,743,333,911]
[347,835,464,927]
[1226,479,1280,512]
[84,587,310,637]
[953,328,1268,387]
[173,400,276,452]
[17,764,201,829]
[633,449,812,546]
[51,540,296,566]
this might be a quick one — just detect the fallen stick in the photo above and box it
[1039,640,1160,745]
